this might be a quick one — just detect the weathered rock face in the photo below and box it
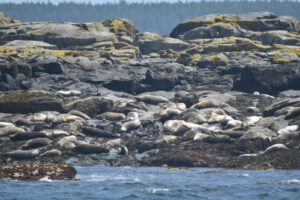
[134,32,189,54]
[0,12,300,171]
[0,90,64,113]
[102,19,139,37]
[170,12,300,40]
[0,12,20,25]
[0,164,76,181]
[233,63,300,95]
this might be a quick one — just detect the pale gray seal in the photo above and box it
[242,116,262,127]
[68,110,90,120]
[41,149,62,157]
[0,126,25,137]
[5,149,40,159]
[97,112,126,121]
[22,138,53,150]
[263,144,288,154]
[135,95,168,104]
[191,99,219,109]
[121,119,141,132]
[58,136,79,149]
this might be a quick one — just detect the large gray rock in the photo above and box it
[133,32,189,54]
[233,63,300,95]
[0,90,64,113]
[2,40,57,49]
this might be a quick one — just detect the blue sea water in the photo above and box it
[0,165,300,200]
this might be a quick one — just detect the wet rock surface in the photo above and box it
[0,12,300,178]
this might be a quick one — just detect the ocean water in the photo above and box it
[1,165,300,200]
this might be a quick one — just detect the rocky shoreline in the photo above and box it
[0,11,300,180]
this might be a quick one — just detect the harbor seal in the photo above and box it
[127,112,139,120]
[135,94,168,104]
[31,113,47,121]
[106,138,122,148]
[81,126,120,138]
[163,120,201,135]
[97,112,126,121]
[121,119,141,132]
[0,122,14,127]
[0,126,25,137]
[52,114,82,124]
[193,132,209,141]
[160,108,182,122]
[5,149,40,160]
[242,116,262,128]
[155,135,177,144]
[263,144,288,154]
[41,149,62,157]
[278,125,299,139]
[285,107,300,119]
[58,136,79,149]
[226,119,242,129]
[15,118,42,126]
[75,144,109,154]
[68,110,90,120]
[10,131,47,141]
[117,145,128,155]
[56,90,81,97]
[22,138,53,150]
[191,99,219,109]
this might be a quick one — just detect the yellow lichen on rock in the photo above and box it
[271,57,291,64]
[0,12,20,24]
[210,53,229,65]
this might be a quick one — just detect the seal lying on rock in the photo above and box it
[22,138,52,150]
[82,126,120,138]
[121,112,141,132]
[191,99,219,109]
[52,114,83,124]
[15,118,42,126]
[106,138,122,147]
[44,129,70,137]
[155,135,177,144]
[0,122,14,127]
[242,116,262,127]
[135,94,168,104]
[0,126,25,137]
[278,125,298,135]
[75,144,109,154]
[226,119,242,129]
[68,110,90,120]
[193,132,209,141]
[58,136,79,149]
[164,120,200,135]
[97,112,126,121]
[56,90,81,97]
[10,131,47,141]
[262,144,288,154]
[41,149,62,157]
[5,149,40,159]
[285,107,300,119]
[160,108,182,122]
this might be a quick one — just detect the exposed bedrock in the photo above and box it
[0,12,300,173]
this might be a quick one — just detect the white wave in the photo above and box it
[83,174,141,183]
[39,176,53,182]
[88,174,126,182]
[146,188,170,194]
[281,179,300,184]
[242,173,250,177]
